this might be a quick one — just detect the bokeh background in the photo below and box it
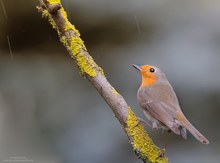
[0,0,220,163]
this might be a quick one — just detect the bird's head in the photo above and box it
[132,64,163,87]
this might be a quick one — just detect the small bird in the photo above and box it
[133,64,209,144]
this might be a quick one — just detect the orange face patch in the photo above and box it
[140,65,157,87]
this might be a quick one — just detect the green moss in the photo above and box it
[126,108,168,163]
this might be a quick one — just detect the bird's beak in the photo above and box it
[132,64,142,71]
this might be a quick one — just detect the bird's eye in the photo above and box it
[149,68,155,73]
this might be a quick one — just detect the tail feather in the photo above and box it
[176,112,209,144]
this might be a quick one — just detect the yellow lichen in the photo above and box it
[38,5,57,29]
[69,37,86,56]
[62,30,97,77]
[41,9,49,18]
[99,66,105,76]
[48,17,57,29]
[40,0,97,77]
[112,88,120,95]
[64,21,76,32]
[126,108,168,163]
[47,0,60,4]
[47,0,67,19]
[60,36,68,47]
[75,53,97,77]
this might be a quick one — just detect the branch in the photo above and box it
[36,0,168,162]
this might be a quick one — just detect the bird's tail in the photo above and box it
[176,111,209,145]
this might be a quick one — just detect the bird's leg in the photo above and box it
[134,117,152,128]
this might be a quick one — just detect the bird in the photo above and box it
[132,64,209,144]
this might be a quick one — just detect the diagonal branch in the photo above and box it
[36,0,168,162]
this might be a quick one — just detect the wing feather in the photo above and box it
[146,102,184,135]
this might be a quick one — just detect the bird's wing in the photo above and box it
[146,102,183,135]
[139,82,183,112]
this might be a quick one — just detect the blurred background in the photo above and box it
[0,0,220,163]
